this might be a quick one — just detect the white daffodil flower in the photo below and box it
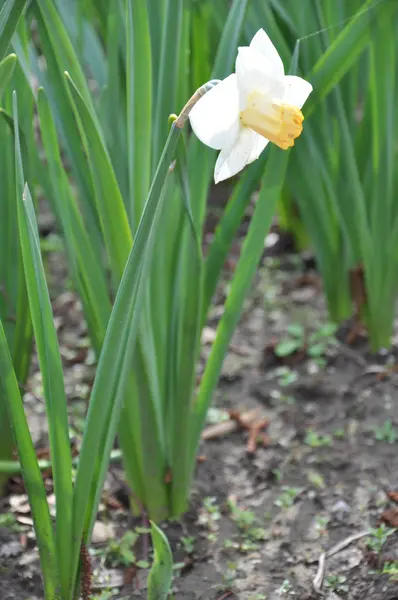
[189,29,313,183]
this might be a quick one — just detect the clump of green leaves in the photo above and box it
[180,535,195,555]
[198,497,221,541]
[275,322,338,368]
[274,367,298,387]
[278,579,294,595]
[383,561,398,580]
[225,498,268,552]
[373,420,398,444]
[305,429,333,448]
[96,531,141,568]
[274,487,302,509]
[0,512,21,532]
[325,574,349,594]
[218,562,238,593]
[367,524,396,554]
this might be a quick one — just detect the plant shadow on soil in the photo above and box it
[1,244,398,600]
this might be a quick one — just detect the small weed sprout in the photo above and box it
[275,487,302,509]
[373,419,398,444]
[102,531,139,568]
[278,578,295,595]
[227,498,268,552]
[180,535,195,555]
[198,497,221,541]
[382,561,398,580]
[367,524,396,554]
[275,322,337,367]
[304,429,333,447]
[325,574,349,594]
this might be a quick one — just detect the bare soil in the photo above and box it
[1,242,398,600]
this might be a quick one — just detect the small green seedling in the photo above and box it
[275,487,302,509]
[180,535,195,555]
[373,419,398,444]
[274,367,298,387]
[367,524,396,554]
[307,323,338,365]
[278,579,294,595]
[275,323,305,357]
[198,497,221,541]
[275,322,337,366]
[307,470,325,489]
[333,428,345,439]
[304,429,333,448]
[325,574,348,594]
[383,561,398,580]
[0,513,22,532]
[314,514,329,534]
[101,531,139,568]
[217,562,237,592]
[227,499,268,552]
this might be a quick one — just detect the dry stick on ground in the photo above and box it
[342,365,398,398]
[312,530,370,595]
[201,409,259,440]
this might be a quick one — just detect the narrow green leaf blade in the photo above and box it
[13,93,73,598]
[0,320,58,598]
[126,0,152,229]
[308,0,398,109]
[147,523,173,600]
[65,72,132,282]
[191,147,289,455]
[0,52,16,97]
[71,124,182,587]
[0,0,25,60]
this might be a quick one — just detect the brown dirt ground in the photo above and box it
[1,243,398,600]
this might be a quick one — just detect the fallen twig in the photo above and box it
[342,364,398,396]
[201,409,259,440]
[312,530,370,595]
[312,552,326,596]
[246,418,269,454]
[326,530,371,559]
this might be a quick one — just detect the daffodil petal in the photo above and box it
[189,74,240,150]
[283,75,313,109]
[248,133,269,162]
[214,128,261,183]
[236,46,284,109]
[250,28,284,80]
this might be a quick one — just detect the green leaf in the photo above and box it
[316,323,338,338]
[37,87,111,354]
[0,52,16,97]
[307,0,398,110]
[147,522,173,600]
[64,72,132,283]
[189,0,249,229]
[126,0,152,229]
[13,92,73,598]
[287,323,305,338]
[212,0,249,79]
[203,154,268,321]
[70,123,182,590]
[0,320,58,598]
[0,0,25,60]
[153,0,183,164]
[191,146,290,458]
[275,339,301,357]
[307,343,326,358]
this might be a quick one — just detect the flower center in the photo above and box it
[240,92,304,150]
